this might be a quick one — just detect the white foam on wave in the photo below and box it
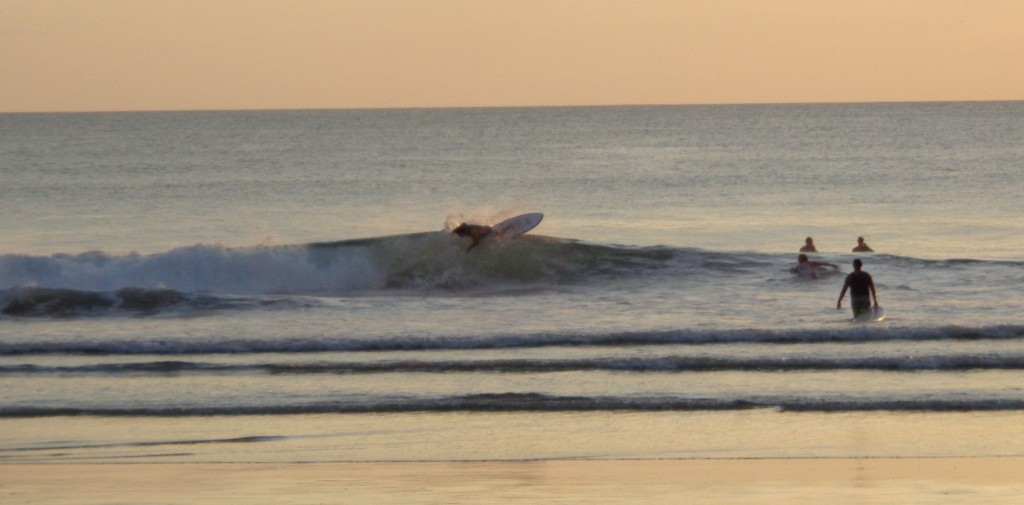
[0,232,683,296]
[0,242,390,295]
[3,325,1023,356]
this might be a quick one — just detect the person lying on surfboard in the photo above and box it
[452,223,492,251]
[790,254,839,279]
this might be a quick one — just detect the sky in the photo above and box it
[2,0,1022,113]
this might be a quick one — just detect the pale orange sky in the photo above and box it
[2,0,1022,112]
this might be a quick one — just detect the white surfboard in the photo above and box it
[853,306,886,323]
[490,213,543,241]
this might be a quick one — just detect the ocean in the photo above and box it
[2,102,1023,464]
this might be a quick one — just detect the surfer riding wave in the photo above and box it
[451,213,544,252]
[452,223,492,251]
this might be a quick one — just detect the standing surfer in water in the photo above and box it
[837,258,879,317]
[800,237,818,253]
[452,223,491,251]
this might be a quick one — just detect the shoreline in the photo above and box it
[4,457,1022,504]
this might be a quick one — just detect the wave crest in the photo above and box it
[1,233,683,300]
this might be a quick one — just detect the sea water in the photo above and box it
[1,102,1023,463]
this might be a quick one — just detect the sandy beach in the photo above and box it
[3,457,1022,504]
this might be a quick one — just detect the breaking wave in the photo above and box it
[2,325,1023,355]
[0,232,734,316]
[6,352,1024,375]
[4,394,1024,417]
[4,231,1020,318]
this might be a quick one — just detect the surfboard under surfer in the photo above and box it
[452,223,492,251]
[836,258,879,317]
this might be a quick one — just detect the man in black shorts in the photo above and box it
[837,259,879,317]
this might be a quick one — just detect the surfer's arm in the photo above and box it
[466,234,489,252]
[836,281,849,309]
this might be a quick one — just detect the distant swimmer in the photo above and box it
[800,237,817,253]
[837,259,879,318]
[852,236,874,252]
[790,254,838,279]
[452,223,492,252]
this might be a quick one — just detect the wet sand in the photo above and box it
[3,457,1022,504]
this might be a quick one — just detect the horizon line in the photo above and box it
[3,98,1023,116]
